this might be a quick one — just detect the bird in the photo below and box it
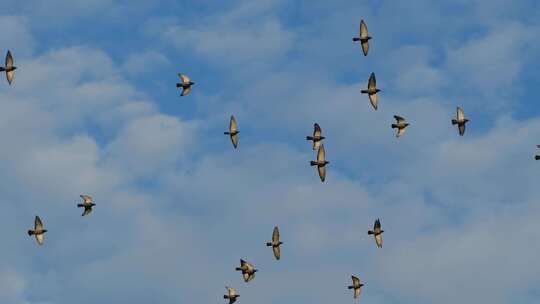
[77,194,96,216]
[352,20,371,56]
[368,218,384,248]
[535,145,540,160]
[360,72,380,110]
[224,115,239,149]
[27,216,47,245]
[310,144,329,182]
[347,275,364,299]
[306,123,325,150]
[451,106,468,136]
[176,73,194,96]
[224,287,240,304]
[235,259,257,282]
[266,226,283,260]
[391,115,409,137]
[0,50,16,85]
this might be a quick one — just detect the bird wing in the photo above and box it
[313,123,321,137]
[396,127,406,137]
[80,194,93,204]
[229,116,238,133]
[375,233,383,248]
[374,219,381,230]
[318,165,326,182]
[457,107,465,121]
[245,272,255,282]
[317,144,326,162]
[5,51,13,69]
[230,133,238,149]
[352,275,359,286]
[181,86,192,96]
[36,233,44,245]
[368,72,377,89]
[354,285,361,298]
[361,40,369,56]
[35,216,43,230]
[459,123,466,136]
[273,245,281,260]
[272,226,280,242]
[178,73,190,83]
[369,93,378,110]
[82,206,93,216]
[394,115,405,123]
[360,20,368,38]
[227,287,237,297]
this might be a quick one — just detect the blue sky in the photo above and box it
[1,0,540,303]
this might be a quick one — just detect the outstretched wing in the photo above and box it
[6,51,14,85]
[272,226,280,242]
[273,245,281,260]
[82,206,93,216]
[80,194,93,204]
[369,93,378,110]
[396,127,406,137]
[36,233,44,245]
[361,40,369,56]
[360,20,368,38]
[178,73,190,83]
[375,233,383,248]
[394,115,405,123]
[181,86,192,96]
[368,73,376,89]
[313,123,322,137]
[317,144,326,162]
[457,107,465,121]
[35,216,43,230]
[459,123,466,136]
[229,116,238,148]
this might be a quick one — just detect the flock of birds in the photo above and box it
[0,17,535,302]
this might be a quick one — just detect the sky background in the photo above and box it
[0,0,540,303]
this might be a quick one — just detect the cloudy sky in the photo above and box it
[1,0,540,303]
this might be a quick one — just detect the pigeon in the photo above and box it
[306,123,325,150]
[391,115,409,137]
[347,275,364,299]
[535,145,540,160]
[28,216,47,245]
[224,287,239,304]
[368,218,383,248]
[235,259,257,282]
[224,116,239,149]
[266,226,283,260]
[77,194,96,216]
[360,72,380,110]
[310,144,329,182]
[352,20,371,56]
[0,50,16,85]
[176,73,194,96]
[451,106,468,136]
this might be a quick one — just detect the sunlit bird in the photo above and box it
[347,275,364,299]
[451,106,469,136]
[306,123,325,150]
[235,259,257,282]
[0,50,16,85]
[361,72,380,110]
[266,226,283,260]
[310,144,329,182]
[176,73,194,96]
[391,115,409,138]
[27,216,47,245]
[352,20,372,56]
[224,115,239,149]
[368,218,384,248]
[78,194,96,216]
[224,287,239,304]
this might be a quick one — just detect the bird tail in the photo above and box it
[28,230,35,236]
[310,161,318,166]
[360,90,368,94]
[306,136,314,141]
[451,119,458,125]
[535,155,540,160]
[368,230,374,235]
[391,124,397,129]
[352,37,360,42]
[266,242,272,246]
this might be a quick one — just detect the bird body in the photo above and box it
[266,226,282,260]
[224,116,239,148]
[391,115,409,137]
[28,216,47,245]
[310,144,329,182]
[367,218,383,248]
[361,72,380,110]
[452,106,468,136]
[176,73,194,96]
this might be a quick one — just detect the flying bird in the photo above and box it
[235,259,257,282]
[347,275,364,299]
[224,287,239,304]
[0,50,16,85]
[28,216,47,245]
[77,194,96,216]
[391,115,409,138]
[352,20,371,56]
[368,218,384,248]
[451,106,469,136]
[310,144,329,182]
[306,123,325,150]
[224,116,239,149]
[176,73,194,96]
[266,226,283,260]
[360,72,380,110]
[535,145,540,160]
